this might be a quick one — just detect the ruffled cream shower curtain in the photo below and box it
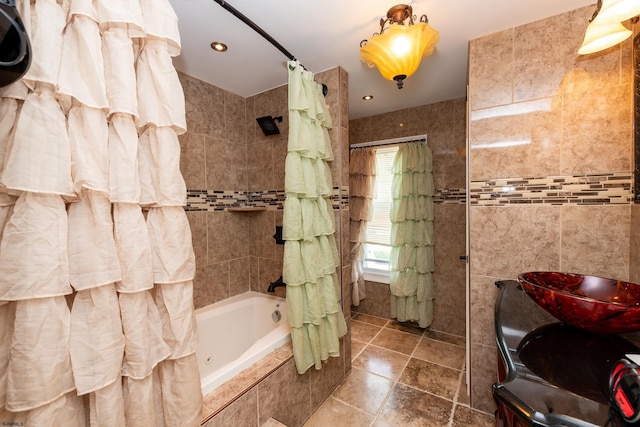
[389,142,434,328]
[349,147,376,306]
[283,60,347,375]
[0,0,202,425]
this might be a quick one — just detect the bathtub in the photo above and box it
[195,291,291,396]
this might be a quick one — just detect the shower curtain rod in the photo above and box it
[212,0,328,96]
[350,134,428,149]
[212,0,296,62]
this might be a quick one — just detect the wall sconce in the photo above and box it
[359,4,439,89]
[578,0,640,55]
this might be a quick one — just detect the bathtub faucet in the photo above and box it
[267,276,286,293]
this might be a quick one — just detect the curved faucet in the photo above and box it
[267,276,286,293]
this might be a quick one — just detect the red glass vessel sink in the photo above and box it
[518,272,640,334]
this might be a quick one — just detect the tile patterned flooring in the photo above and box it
[302,313,495,427]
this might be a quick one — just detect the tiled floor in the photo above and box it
[302,313,495,427]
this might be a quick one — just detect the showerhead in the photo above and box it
[256,115,283,136]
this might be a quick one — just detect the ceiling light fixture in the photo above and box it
[363,95,374,100]
[210,41,228,52]
[578,0,640,55]
[359,4,439,89]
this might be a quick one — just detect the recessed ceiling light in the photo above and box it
[210,42,228,52]
[362,95,374,100]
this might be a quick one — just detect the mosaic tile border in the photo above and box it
[185,174,631,210]
[186,186,469,211]
[470,173,633,206]
[186,187,349,212]
[434,188,467,204]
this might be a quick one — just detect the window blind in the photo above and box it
[365,146,398,246]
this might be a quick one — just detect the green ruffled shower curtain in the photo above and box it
[389,142,434,328]
[283,60,347,375]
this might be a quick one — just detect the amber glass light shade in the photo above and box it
[360,22,439,88]
[596,0,640,24]
[578,16,632,55]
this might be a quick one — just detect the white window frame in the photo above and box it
[362,146,397,284]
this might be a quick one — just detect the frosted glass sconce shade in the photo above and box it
[578,17,632,55]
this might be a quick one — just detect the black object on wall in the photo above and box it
[0,0,31,87]
[257,115,282,136]
[273,225,284,245]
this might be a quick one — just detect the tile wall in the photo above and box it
[178,66,352,425]
[468,6,636,413]
[349,97,468,337]
[179,67,349,307]
[201,343,352,427]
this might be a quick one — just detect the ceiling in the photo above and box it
[169,0,595,120]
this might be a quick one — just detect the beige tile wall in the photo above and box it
[468,5,634,413]
[630,25,640,286]
[179,67,351,425]
[349,97,468,337]
[179,72,252,307]
[179,68,350,308]
[202,336,351,427]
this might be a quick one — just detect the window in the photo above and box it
[363,145,398,283]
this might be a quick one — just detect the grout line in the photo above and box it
[447,364,467,427]
[328,394,378,420]
[351,319,401,426]
[369,356,408,426]
[350,344,366,362]
[365,342,418,358]
[368,325,417,426]
[422,334,466,349]
[392,381,462,407]
[345,316,470,426]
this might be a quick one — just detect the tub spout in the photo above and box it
[267,276,286,293]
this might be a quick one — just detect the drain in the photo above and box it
[272,310,281,322]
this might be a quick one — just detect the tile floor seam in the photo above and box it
[351,320,387,345]
[409,335,420,358]
[366,324,390,346]
[382,325,426,339]
[350,346,366,361]
[396,380,461,406]
[351,318,384,328]
[410,355,465,373]
[345,338,406,424]
[326,395,375,418]
[370,340,414,425]
[347,325,407,425]
[366,342,419,358]
[354,324,456,424]
[349,364,395,382]
[447,363,468,427]
[422,336,466,349]
[351,317,391,328]
[426,329,466,339]
[329,393,379,418]
[347,317,473,426]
